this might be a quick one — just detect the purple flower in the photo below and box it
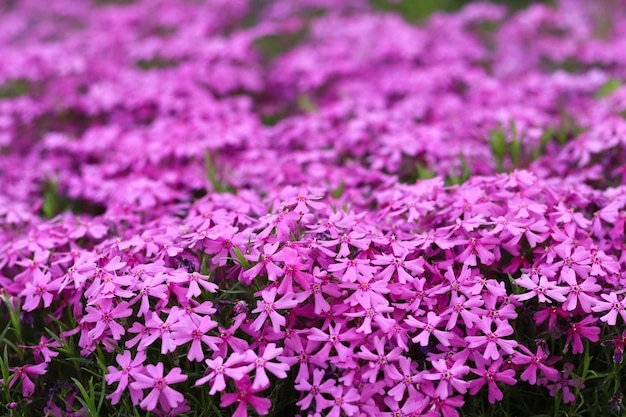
[130,363,188,412]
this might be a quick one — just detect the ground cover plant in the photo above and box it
[2,0,626,416]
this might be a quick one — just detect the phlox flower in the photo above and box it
[592,291,626,325]
[327,257,377,283]
[342,274,390,309]
[81,298,132,341]
[322,231,371,258]
[406,311,454,347]
[469,357,516,403]
[21,268,60,311]
[274,247,311,293]
[20,336,60,363]
[602,331,626,363]
[465,317,518,360]
[564,315,600,354]
[383,396,424,417]
[308,323,360,362]
[142,308,186,353]
[514,274,567,304]
[250,287,298,333]
[371,248,424,284]
[242,242,284,284]
[533,306,568,331]
[422,394,465,417]
[288,190,326,214]
[55,252,97,291]
[170,315,219,362]
[195,352,248,395]
[356,336,403,382]
[220,375,272,417]
[299,268,342,315]
[344,304,395,334]
[130,363,188,412]
[325,386,360,417]
[105,350,146,405]
[386,356,420,401]
[295,368,338,413]
[543,364,584,404]
[280,335,324,382]
[512,345,560,384]
[443,293,483,330]
[5,363,48,397]
[242,343,290,390]
[422,358,470,399]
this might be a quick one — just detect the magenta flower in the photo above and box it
[512,345,560,384]
[386,356,420,401]
[21,268,60,311]
[592,291,626,325]
[422,358,470,399]
[105,350,146,405]
[406,311,454,347]
[81,298,133,341]
[220,375,272,417]
[6,363,48,397]
[130,363,188,412]
[195,352,248,395]
[250,287,298,333]
[308,323,360,362]
[465,317,518,360]
[295,368,338,413]
[565,315,600,354]
[326,386,360,417]
[243,343,290,390]
[469,357,516,403]
[514,274,568,304]
[170,315,219,362]
[242,242,284,284]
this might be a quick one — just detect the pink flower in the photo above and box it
[6,363,47,397]
[81,298,133,341]
[243,242,284,284]
[592,291,626,325]
[130,363,188,412]
[512,345,560,385]
[469,357,516,403]
[308,323,360,362]
[242,343,290,390]
[250,287,298,333]
[295,368,338,413]
[422,359,470,399]
[220,375,272,417]
[406,311,454,347]
[466,317,518,360]
[515,274,567,304]
[325,386,360,417]
[21,268,60,311]
[105,350,146,405]
[195,352,248,395]
[170,315,219,362]
[565,315,600,354]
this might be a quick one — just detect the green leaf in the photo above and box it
[231,247,250,270]
[297,94,317,112]
[72,377,98,417]
[0,79,30,99]
[416,163,435,180]
[596,77,623,98]
[490,128,507,172]
[330,182,345,199]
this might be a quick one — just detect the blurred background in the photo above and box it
[370,0,550,21]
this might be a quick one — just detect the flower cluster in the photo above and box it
[2,0,626,416]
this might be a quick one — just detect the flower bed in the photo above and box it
[2,0,626,416]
